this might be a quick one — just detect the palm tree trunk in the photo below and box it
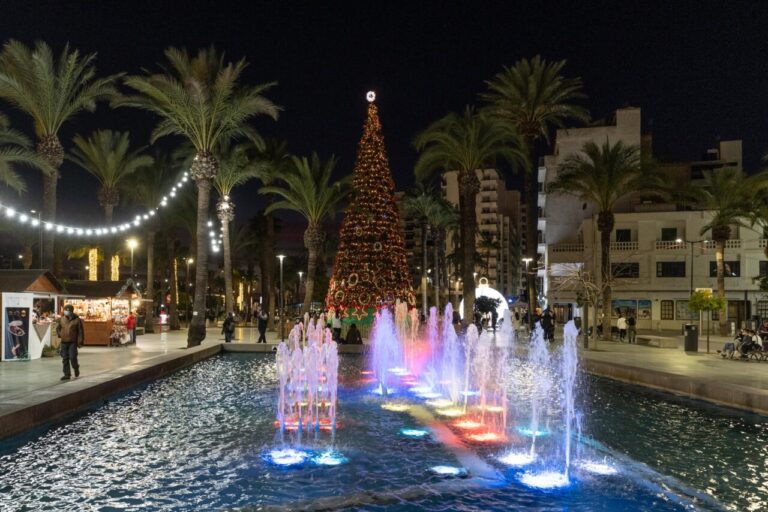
[524,138,538,328]
[598,211,614,341]
[145,230,156,334]
[459,169,479,321]
[103,204,114,280]
[716,239,727,335]
[264,206,277,331]
[21,244,32,269]
[303,225,324,315]
[433,233,440,310]
[167,238,180,331]
[188,179,212,346]
[421,222,429,317]
[222,217,234,315]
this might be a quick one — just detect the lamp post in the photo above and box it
[126,238,138,279]
[30,209,41,268]
[278,254,286,343]
[675,238,708,298]
[298,271,303,303]
[186,257,194,325]
[522,257,533,328]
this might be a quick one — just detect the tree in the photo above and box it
[688,167,768,335]
[254,139,291,330]
[119,46,279,346]
[69,130,153,279]
[264,152,350,315]
[0,112,53,194]
[0,40,119,269]
[482,56,589,324]
[403,185,442,316]
[124,150,179,333]
[688,289,726,354]
[414,106,525,320]
[213,142,260,315]
[548,139,655,341]
[326,97,413,322]
[429,197,459,308]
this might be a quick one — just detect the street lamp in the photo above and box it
[126,238,138,279]
[675,238,708,297]
[298,271,304,301]
[277,254,286,343]
[522,257,534,328]
[30,209,41,268]
[186,257,194,325]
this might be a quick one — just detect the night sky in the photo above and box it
[1,1,767,237]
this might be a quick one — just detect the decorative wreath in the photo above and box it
[375,260,385,270]
[354,226,363,236]
[359,292,372,305]
[373,241,383,251]
[334,290,345,302]
[374,276,387,290]
[348,273,359,287]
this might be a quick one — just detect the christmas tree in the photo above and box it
[326,92,414,322]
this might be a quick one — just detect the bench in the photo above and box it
[637,335,678,349]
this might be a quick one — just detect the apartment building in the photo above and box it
[441,169,522,297]
[548,210,765,330]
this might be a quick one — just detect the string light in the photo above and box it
[0,172,190,237]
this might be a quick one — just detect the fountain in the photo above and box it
[369,308,403,396]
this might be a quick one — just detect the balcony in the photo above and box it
[655,240,685,250]
[610,241,638,251]
[704,240,742,249]
[551,243,584,253]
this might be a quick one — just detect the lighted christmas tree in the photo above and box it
[326,92,414,322]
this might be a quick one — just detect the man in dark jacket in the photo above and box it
[257,308,268,343]
[56,304,84,380]
[222,312,236,343]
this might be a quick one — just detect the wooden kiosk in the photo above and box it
[0,270,65,361]
[61,279,142,346]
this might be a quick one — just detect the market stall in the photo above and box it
[0,270,65,361]
[61,279,142,346]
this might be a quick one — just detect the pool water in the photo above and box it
[0,353,760,511]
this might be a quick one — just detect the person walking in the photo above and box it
[222,312,236,343]
[344,323,363,344]
[541,308,555,343]
[56,304,84,380]
[257,308,269,343]
[126,310,137,345]
[627,315,637,344]
[617,313,627,342]
[332,310,342,341]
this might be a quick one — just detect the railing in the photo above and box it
[704,240,742,249]
[655,240,685,250]
[550,243,584,253]
[610,241,639,251]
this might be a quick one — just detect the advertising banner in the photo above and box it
[2,293,33,361]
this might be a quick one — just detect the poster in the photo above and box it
[611,299,637,318]
[637,300,652,320]
[4,304,30,360]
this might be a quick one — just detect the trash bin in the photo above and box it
[683,323,698,352]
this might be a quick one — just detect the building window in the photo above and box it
[757,301,768,319]
[760,261,768,276]
[676,300,696,320]
[660,300,674,320]
[657,261,686,277]
[615,229,631,242]
[709,261,740,277]
[660,228,678,241]
[612,262,639,278]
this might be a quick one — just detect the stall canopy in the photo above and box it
[0,270,65,294]
[65,279,141,299]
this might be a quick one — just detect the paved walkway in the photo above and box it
[0,326,280,403]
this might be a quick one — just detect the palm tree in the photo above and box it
[403,185,442,316]
[0,40,119,269]
[0,112,53,194]
[689,167,768,335]
[414,106,526,320]
[69,130,153,280]
[482,56,589,323]
[548,140,656,341]
[263,153,350,315]
[119,46,279,346]
[213,142,261,315]
[254,139,291,330]
[429,198,459,308]
[124,150,179,333]
[478,232,497,280]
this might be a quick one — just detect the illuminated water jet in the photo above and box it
[429,465,467,477]
[265,448,310,466]
[425,398,453,408]
[381,403,410,412]
[575,460,619,475]
[435,407,465,417]
[520,471,570,489]
[312,450,348,466]
[400,428,430,438]
[497,452,535,467]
